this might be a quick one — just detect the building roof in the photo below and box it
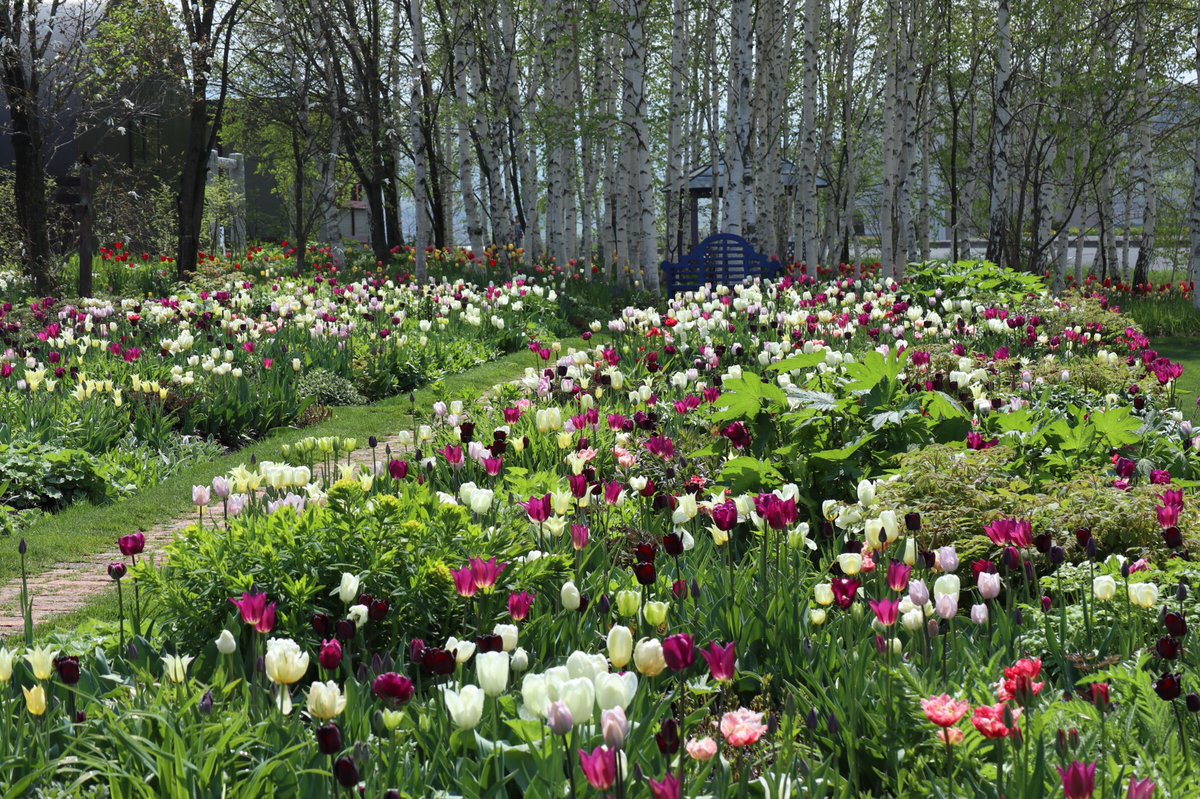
[686,159,829,193]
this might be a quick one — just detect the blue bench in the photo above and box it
[660,233,781,296]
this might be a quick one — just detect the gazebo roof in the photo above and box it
[686,159,829,194]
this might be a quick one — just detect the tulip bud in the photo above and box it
[607,626,633,668]
[215,629,237,655]
[643,600,669,627]
[970,603,989,625]
[511,647,529,673]
[615,590,641,617]
[561,581,581,611]
[634,638,667,677]
[547,700,574,735]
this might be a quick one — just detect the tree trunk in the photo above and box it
[620,0,658,290]
[1192,0,1200,308]
[985,0,1012,266]
[665,0,688,261]
[176,88,210,278]
[724,0,753,237]
[797,0,820,266]
[1131,4,1156,288]
[409,0,430,280]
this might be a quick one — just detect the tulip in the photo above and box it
[25,646,58,681]
[108,562,127,580]
[215,630,237,655]
[869,599,900,627]
[118,532,145,557]
[972,703,1020,738]
[634,638,667,677]
[264,638,309,685]
[192,485,210,506]
[1057,761,1096,799]
[54,656,80,685]
[977,572,1001,600]
[909,579,930,607]
[561,581,581,611]
[337,573,360,604]
[608,626,633,668]
[700,641,735,682]
[643,600,669,627]
[810,608,827,625]
[933,574,960,599]
[601,706,628,749]
[494,623,519,652]
[229,593,277,634]
[372,672,415,704]
[443,684,485,729]
[559,676,596,723]
[162,654,194,684]
[23,684,46,716]
[1126,777,1156,799]
[921,694,970,727]
[547,699,574,734]
[1093,575,1116,601]
[578,746,618,790]
[615,590,641,617]
[0,648,13,683]
[333,757,359,788]
[936,594,958,619]
[315,723,343,755]
[887,562,912,592]
[971,603,989,625]
[595,670,638,709]
[686,737,718,761]
[1128,582,1159,609]
[935,546,959,572]
[662,634,695,672]
[318,639,342,670]
[720,707,769,746]
[837,552,863,576]
[476,651,510,697]
[307,680,347,720]
[507,591,536,621]
[814,583,834,606]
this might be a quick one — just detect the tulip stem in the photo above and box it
[564,732,578,799]
[116,578,125,656]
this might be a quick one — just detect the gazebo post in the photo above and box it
[690,191,700,250]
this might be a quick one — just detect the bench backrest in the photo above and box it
[660,233,779,295]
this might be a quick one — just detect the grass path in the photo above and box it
[0,342,581,641]
[1152,336,1200,422]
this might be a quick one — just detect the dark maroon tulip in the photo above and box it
[198,690,213,715]
[662,533,684,557]
[311,613,332,637]
[334,619,356,641]
[1187,693,1200,713]
[634,562,657,586]
[1154,673,1182,701]
[421,648,455,676]
[1163,527,1183,548]
[655,718,680,755]
[1033,533,1053,554]
[333,756,359,787]
[904,512,921,532]
[476,634,504,653]
[1074,528,1092,549]
[108,562,127,580]
[1164,612,1188,638]
[1156,637,1181,660]
[635,543,657,563]
[671,580,689,600]
[368,599,390,622]
[408,639,426,665]
[372,672,415,704]
[55,656,81,685]
[316,723,343,755]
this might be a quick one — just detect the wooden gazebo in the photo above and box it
[682,159,828,249]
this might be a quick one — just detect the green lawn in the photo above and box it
[1152,336,1200,422]
[3,341,585,588]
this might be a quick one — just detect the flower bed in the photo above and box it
[2,262,1199,797]
[0,272,567,529]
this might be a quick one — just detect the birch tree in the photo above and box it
[984,0,1012,266]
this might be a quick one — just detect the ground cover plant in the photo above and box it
[1,261,1199,797]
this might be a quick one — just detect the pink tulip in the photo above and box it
[720,707,768,747]
[577,746,617,790]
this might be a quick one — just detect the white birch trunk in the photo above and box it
[724,0,753,236]
[797,0,820,265]
[454,39,484,256]
[1131,5,1156,286]
[665,0,688,260]
[408,0,429,280]
[985,0,1012,266]
[1192,0,1200,307]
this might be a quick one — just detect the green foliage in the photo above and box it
[295,367,366,407]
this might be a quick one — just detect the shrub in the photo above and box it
[296,368,366,407]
